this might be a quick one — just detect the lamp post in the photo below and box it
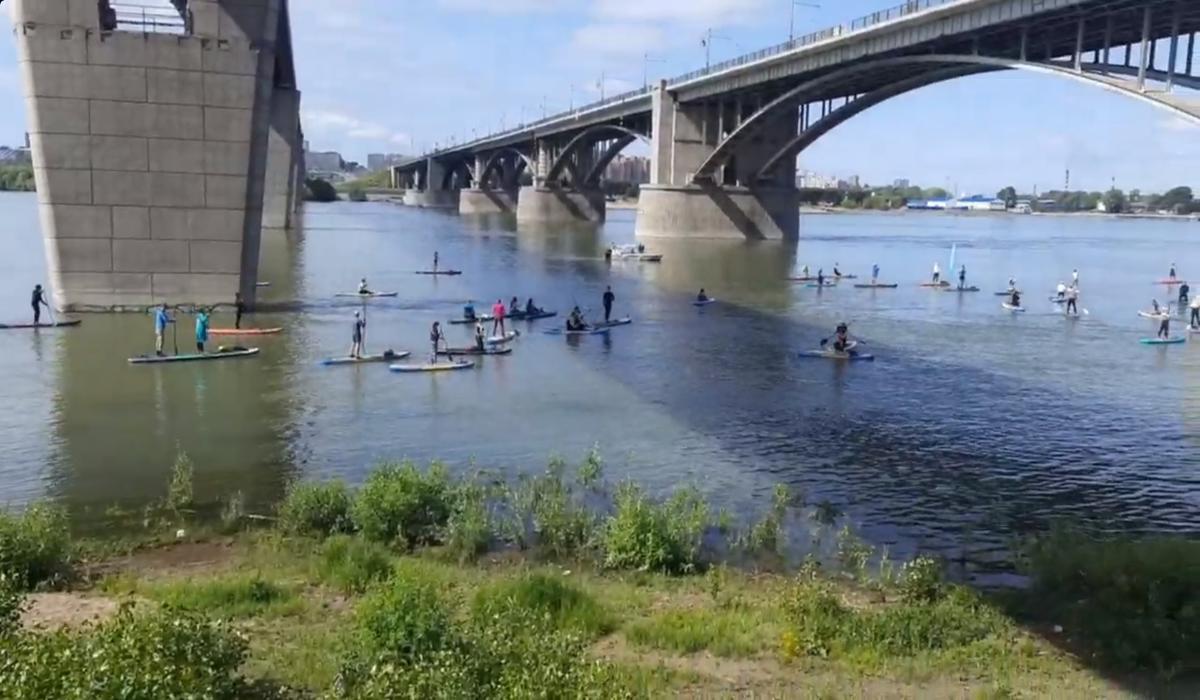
[701,29,739,69]
[790,2,821,42]
[642,52,665,89]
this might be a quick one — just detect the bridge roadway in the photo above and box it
[393,0,1200,239]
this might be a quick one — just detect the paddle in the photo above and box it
[172,308,179,356]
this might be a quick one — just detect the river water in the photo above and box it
[1,192,1198,569]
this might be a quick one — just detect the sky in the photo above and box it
[1,0,1198,195]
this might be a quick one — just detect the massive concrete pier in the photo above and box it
[14,0,302,310]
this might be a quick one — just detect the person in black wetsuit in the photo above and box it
[234,291,246,329]
[1179,282,1190,305]
[31,284,49,325]
[602,286,615,322]
[525,298,542,316]
[1009,290,1021,308]
[958,264,967,290]
[832,322,850,352]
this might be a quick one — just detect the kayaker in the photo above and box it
[832,322,850,352]
[833,263,843,278]
[871,264,880,284]
[1065,285,1079,315]
[525,298,542,316]
[509,296,521,317]
[932,262,941,284]
[234,291,246,329]
[1009,290,1021,308]
[433,251,439,274]
[1179,282,1190,305]
[957,264,967,290]
[603,286,615,322]
[30,284,49,325]
[462,300,477,321]
[474,320,487,351]
[491,298,507,336]
[567,307,586,331]
[430,321,444,363]
[1190,296,1200,329]
[195,308,210,353]
[1169,263,1177,281]
[154,303,174,357]
[1056,282,1066,300]
[358,278,371,295]
[349,310,366,359]
[697,289,709,302]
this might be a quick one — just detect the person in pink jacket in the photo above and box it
[491,299,506,337]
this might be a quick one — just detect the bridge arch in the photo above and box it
[479,148,534,190]
[693,54,1200,185]
[544,125,649,188]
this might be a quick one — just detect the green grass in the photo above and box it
[113,574,305,619]
[472,572,615,640]
[315,535,394,594]
[624,603,774,658]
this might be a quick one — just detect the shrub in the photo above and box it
[743,484,791,555]
[472,573,614,640]
[0,574,21,636]
[899,556,944,603]
[0,503,71,589]
[602,483,708,574]
[304,177,339,202]
[318,535,394,594]
[0,606,249,699]
[148,575,300,619]
[445,480,492,563]
[355,570,458,660]
[347,186,367,202]
[279,481,353,537]
[504,460,595,559]
[352,462,453,548]
[166,450,195,515]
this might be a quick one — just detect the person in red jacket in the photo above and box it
[491,298,506,337]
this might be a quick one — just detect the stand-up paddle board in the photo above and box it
[1001,303,1026,312]
[209,327,282,336]
[389,360,475,372]
[437,347,512,356]
[129,347,259,364]
[693,298,718,306]
[1140,337,1186,345]
[0,319,81,330]
[854,284,898,289]
[321,351,410,366]
[336,292,398,298]
[414,270,463,276]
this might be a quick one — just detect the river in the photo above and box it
[1,192,1198,571]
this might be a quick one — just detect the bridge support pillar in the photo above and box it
[460,188,517,216]
[516,186,605,224]
[635,185,799,240]
[404,188,460,209]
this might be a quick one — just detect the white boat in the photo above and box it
[607,244,663,263]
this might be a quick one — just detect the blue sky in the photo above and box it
[1,0,1198,194]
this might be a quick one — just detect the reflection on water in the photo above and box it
[0,192,1198,571]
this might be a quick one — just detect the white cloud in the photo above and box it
[303,108,410,147]
[592,0,770,25]
[569,23,664,59]
[437,0,563,13]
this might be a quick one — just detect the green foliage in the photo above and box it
[996,186,1017,209]
[472,573,614,640]
[337,170,392,191]
[0,574,22,636]
[577,445,604,487]
[278,480,353,537]
[445,479,492,563]
[304,177,339,202]
[0,503,71,589]
[346,186,367,202]
[742,484,791,555]
[219,490,245,531]
[504,459,595,559]
[1025,531,1200,673]
[1102,188,1127,214]
[352,462,453,548]
[355,570,458,661]
[165,450,195,515]
[0,164,34,192]
[602,483,708,574]
[317,535,394,595]
[0,606,249,699]
[899,556,944,603]
[835,525,875,580]
[147,574,301,619]
[625,605,766,658]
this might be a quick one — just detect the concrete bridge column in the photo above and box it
[637,83,799,240]
[403,158,459,209]
[516,138,605,225]
[459,152,515,215]
[263,87,301,232]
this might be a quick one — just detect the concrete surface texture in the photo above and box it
[13,0,300,310]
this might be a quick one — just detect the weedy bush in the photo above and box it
[278,480,353,537]
[503,460,595,559]
[1025,530,1200,674]
[0,574,21,636]
[355,569,458,661]
[743,484,792,555]
[0,503,71,589]
[317,535,394,595]
[445,479,492,563]
[471,573,614,640]
[625,606,765,658]
[602,483,709,574]
[0,605,249,699]
[352,462,453,548]
[165,450,195,515]
[147,575,300,619]
[835,525,875,580]
[899,556,944,603]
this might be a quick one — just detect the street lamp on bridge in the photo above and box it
[790,1,821,42]
[701,29,740,69]
[642,52,665,90]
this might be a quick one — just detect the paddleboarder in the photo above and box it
[525,298,543,316]
[957,264,967,290]
[1190,296,1200,329]
[567,307,587,332]
[1158,310,1171,340]
[1056,282,1067,300]
[195,308,210,353]
[1065,285,1079,315]
[154,303,174,357]
[932,261,941,285]
[509,296,521,317]
[697,289,709,303]
[602,286,615,322]
[491,299,507,337]
[433,251,439,274]
[463,300,477,321]
[816,269,825,287]
[474,320,487,351]
[1180,282,1190,305]
[349,310,366,359]
[871,264,880,285]
[1009,289,1021,309]
[1169,263,1177,281]
[799,264,809,279]
[234,291,246,329]
[430,321,445,363]
[30,284,49,326]
[1072,269,1080,287]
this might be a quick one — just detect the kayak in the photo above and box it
[544,327,611,336]
[511,310,557,321]
[694,298,717,306]
[437,347,512,356]
[321,351,411,366]
[0,319,81,330]
[593,318,632,329]
[389,360,475,372]
[414,270,463,276]
[256,281,271,288]
[486,331,520,344]
[944,286,981,293]
[854,283,898,289]
[209,327,283,336]
[1140,337,1186,345]
[336,292,398,298]
[832,274,858,280]
[798,349,875,361]
[1138,311,1171,320]
[806,283,837,288]
[1001,303,1026,312]
[129,347,259,364]
[449,315,494,325]
[1157,279,1185,285]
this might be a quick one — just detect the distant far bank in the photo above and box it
[798,204,1200,222]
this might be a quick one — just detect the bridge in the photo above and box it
[392,0,1200,240]
[12,0,303,310]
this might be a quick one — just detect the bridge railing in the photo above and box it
[422,0,958,157]
[111,2,187,34]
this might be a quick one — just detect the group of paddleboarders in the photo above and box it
[150,304,217,357]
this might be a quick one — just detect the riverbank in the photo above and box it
[2,454,1197,697]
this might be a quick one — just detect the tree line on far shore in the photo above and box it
[0,164,34,192]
